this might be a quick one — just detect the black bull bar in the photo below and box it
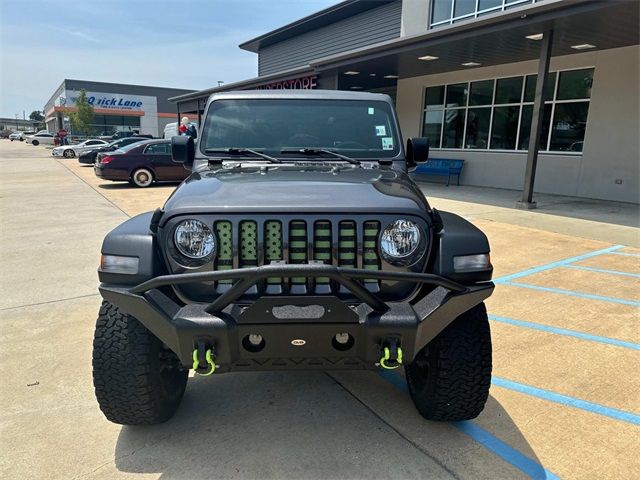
[100,264,494,371]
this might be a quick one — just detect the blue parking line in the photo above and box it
[378,371,560,479]
[504,281,640,307]
[494,245,625,283]
[610,251,640,258]
[564,264,640,278]
[489,315,640,350]
[492,377,640,426]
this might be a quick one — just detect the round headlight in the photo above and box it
[380,219,424,265]
[174,219,216,260]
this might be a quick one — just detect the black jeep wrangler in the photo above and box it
[93,90,494,425]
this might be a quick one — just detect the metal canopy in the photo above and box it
[313,0,639,90]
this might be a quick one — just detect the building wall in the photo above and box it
[395,45,639,203]
[258,1,402,76]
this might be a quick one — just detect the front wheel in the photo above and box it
[405,302,492,421]
[63,149,75,158]
[31,140,39,146]
[92,301,188,425]
[131,168,154,187]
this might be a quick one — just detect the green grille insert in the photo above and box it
[265,221,282,285]
[239,221,257,268]
[289,220,307,285]
[215,221,232,284]
[338,221,356,268]
[314,220,332,284]
[363,221,381,283]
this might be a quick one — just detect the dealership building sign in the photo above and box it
[255,75,318,90]
[62,91,147,110]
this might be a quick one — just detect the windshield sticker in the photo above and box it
[368,107,375,115]
[375,125,386,136]
[381,137,394,150]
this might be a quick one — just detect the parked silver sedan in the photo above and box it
[52,139,109,158]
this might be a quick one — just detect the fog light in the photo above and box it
[100,255,139,274]
[453,253,491,272]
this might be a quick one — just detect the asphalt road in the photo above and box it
[1,140,638,479]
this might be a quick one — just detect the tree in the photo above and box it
[29,110,44,122]
[68,89,94,135]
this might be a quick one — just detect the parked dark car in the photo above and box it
[94,139,189,187]
[78,136,150,164]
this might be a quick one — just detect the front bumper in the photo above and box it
[99,264,494,372]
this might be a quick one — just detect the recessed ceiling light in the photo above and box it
[462,62,481,67]
[526,33,544,40]
[384,75,399,79]
[344,71,360,75]
[350,86,363,90]
[571,43,596,50]
[369,73,377,77]
[418,55,439,61]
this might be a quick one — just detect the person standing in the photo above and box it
[178,117,189,136]
[58,128,68,145]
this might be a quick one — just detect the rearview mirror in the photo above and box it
[406,137,430,167]
[171,135,195,167]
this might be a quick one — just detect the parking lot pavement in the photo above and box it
[1,140,639,479]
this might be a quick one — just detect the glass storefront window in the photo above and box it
[491,106,520,149]
[432,0,453,24]
[443,109,466,148]
[518,104,552,150]
[422,109,444,147]
[423,68,594,153]
[431,0,540,27]
[446,83,468,108]
[495,77,523,104]
[83,115,141,136]
[454,0,476,17]
[469,80,494,106]
[524,72,556,102]
[465,108,491,149]
[556,69,593,100]
[549,102,589,151]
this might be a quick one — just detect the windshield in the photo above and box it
[200,99,400,159]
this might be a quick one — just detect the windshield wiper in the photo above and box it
[204,148,282,164]
[281,148,361,165]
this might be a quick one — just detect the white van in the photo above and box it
[163,121,198,139]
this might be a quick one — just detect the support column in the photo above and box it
[517,29,554,210]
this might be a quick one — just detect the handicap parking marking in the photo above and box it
[378,370,561,480]
[489,314,640,350]
[494,245,625,284]
[610,251,640,257]
[491,377,640,426]
[502,281,640,307]
[563,264,640,278]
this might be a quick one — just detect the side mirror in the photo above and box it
[171,135,195,167]
[406,137,430,167]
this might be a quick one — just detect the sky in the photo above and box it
[0,0,339,118]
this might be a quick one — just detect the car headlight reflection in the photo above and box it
[380,219,425,266]
[174,219,216,260]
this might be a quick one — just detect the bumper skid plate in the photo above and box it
[99,264,493,372]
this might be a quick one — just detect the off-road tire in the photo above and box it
[405,302,492,421]
[92,301,188,425]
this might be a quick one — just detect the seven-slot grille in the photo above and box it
[211,218,381,295]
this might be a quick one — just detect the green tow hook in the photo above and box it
[379,346,403,370]
[192,346,217,376]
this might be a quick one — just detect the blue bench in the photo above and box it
[414,158,464,186]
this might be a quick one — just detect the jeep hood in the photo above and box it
[161,165,430,220]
